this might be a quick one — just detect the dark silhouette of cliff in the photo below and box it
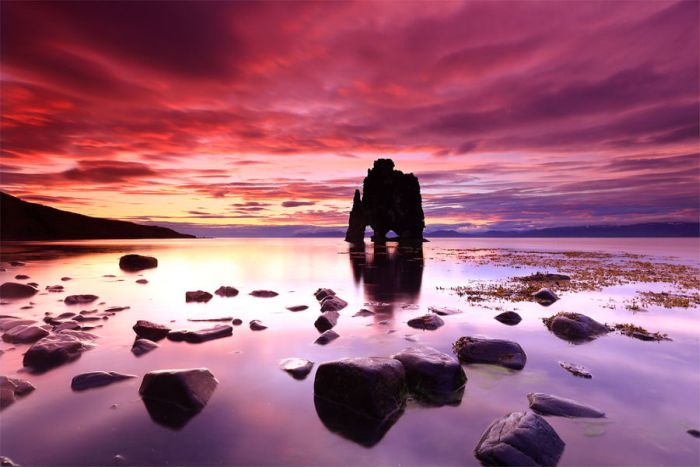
[0,192,194,240]
[345,159,425,245]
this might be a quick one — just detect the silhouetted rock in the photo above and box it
[185,290,212,303]
[286,305,308,312]
[249,320,267,331]
[280,358,314,380]
[543,312,609,343]
[132,338,159,356]
[453,336,527,370]
[14,275,29,280]
[231,318,243,326]
[46,285,64,293]
[320,296,348,312]
[688,429,700,438]
[344,159,425,245]
[314,288,336,301]
[353,309,375,317]
[214,286,239,297]
[250,290,278,298]
[71,371,136,391]
[0,282,37,299]
[314,330,339,345]
[533,288,559,305]
[392,346,466,405]
[314,310,339,332]
[2,324,49,343]
[474,411,565,466]
[133,320,171,340]
[23,334,93,370]
[494,311,522,325]
[64,294,98,305]
[167,325,233,343]
[407,314,444,330]
[527,393,605,418]
[119,254,159,271]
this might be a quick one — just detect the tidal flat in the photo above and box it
[0,238,698,466]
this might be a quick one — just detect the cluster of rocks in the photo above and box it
[312,288,347,343]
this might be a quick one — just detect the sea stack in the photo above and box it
[345,159,425,245]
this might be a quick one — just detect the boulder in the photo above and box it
[474,411,565,466]
[119,254,158,271]
[214,286,239,297]
[23,334,92,369]
[391,346,466,405]
[133,320,171,340]
[250,290,278,298]
[0,376,35,409]
[249,320,268,331]
[185,290,212,303]
[494,311,522,325]
[280,358,314,380]
[314,288,336,301]
[314,310,339,332]
[71,371,137,391]
[559,361,592,379]
[407,314,444,330]
[0,318,35,332]
[314,330,339,345]
[169,325,233,343]
[0,282,38,299]
[532,288,559,305]
[139,368,218,429]
[64,294,99,305]
[453,336,527,370]
[53,321,80,332]
[528,393,605,418]
[132,338,159,356]
[320,295,348,312]
[2,324,49,343]
[543,312,609,343]
[286,305,308,312]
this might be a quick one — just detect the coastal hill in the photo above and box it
[0,192,194,240]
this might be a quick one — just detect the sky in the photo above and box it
[1,1,698,236]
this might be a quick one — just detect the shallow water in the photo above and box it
[1,238,699,466]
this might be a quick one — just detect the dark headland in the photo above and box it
[0,192,194,240]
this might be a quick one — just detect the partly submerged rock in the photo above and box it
[0,318,35,332]
[353,309,375,317]
[2,324,49,343]
[407,314,444,330]
[71,371,137,391]
[0,376,35,410]
[214,286,239,297]
[532,288,559,305]
[231,318,243,326]
[23,334,93,370]
[320,295,348,312]
[185,290,213,303]
[119,254,158,271]
[46,285,65,293]
[494,311,522,325]
[391,346,466,405]
[688,429,700,438]
[14,275,29,280]
[453,336,527,370]
[314,288,336,301]
[249,320,268,331]
[559,361,592,379]
[132,338,159,356]
[474,411,565,466]
[286,305,309,312]
[314,330,339,345]
[314,310,339,333]
[543,312,609,343]
[139,368,218,429]
[135,279,148,284]
[527,393,605,418]
[280,358,314,380]
[133,320,171,341]
[0,282,38,299]
[168,325,233,343]
[428,306,462,316]
[250,290,278,298]
[64,294,99,305]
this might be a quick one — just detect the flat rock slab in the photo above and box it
[528,393,605,418]
[250,290,278,298]
[215,286,239,297]
[23,334,93,369]
[559,361,592,379]
[185,291,213,303]
[249,320,268,331]
[286,305,309,312]
[133,320,171,340]
[71,371,137,391]
[428,306,462,316]
[314,330,339,345]
[407,315,444,330]
[494,311,522,325]
[280,358,314,380]
[64,294,99,305]
[2,324,49,343]
[168,325,233,343]
[315,310,339,332]
[544,312,609,343]
[132,338,159,356]
[391,346,466,405]
[0,282,38,299]
[453,336,527,370]
[119,254,158,271]
[475,411,565,466]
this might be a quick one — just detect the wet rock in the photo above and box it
[314,330,339,345]
[14,275,30,280]
[543,312,610,343]
[314,310,339,332]
[58,329,99,341]
[494,311,522,326]
[280,358,314,380]
[528,393,605,418]
[131,338,159,356]
[61,276,72,281]
[559,361,592,379]
[321,296,348,312]
[688,429,700,438]
[2,324,49,343]
[46,285,65,293]
[231,318,243,326]
[104,306,130,312]
[64,294,99,305]
[0,456,20,467]
[532,288,559,305]
[139,368,218,429]
[353,309,375,317]
[453,336,527,370]
[74,315,100,322]
[0,282,38,299]
[0,376,35,410]
[250,290,278,298]
[71,371,137,391]
[23,334,93,369]
[57,312,76,319]
[428,306,462,316]
[135,279,148,284]
[185,290,212,303]
[314,288,336,301]
[474,411,565,466]
[249,320,268,331]
[167,329,189,341]
[286,305,308,312]
[215,286,239,297]
[168,325,233,343]
[391,346,466,405]
[0,318,35,332]
[407,314,444,330]
[133,320,171,340]
[119,254,158,271]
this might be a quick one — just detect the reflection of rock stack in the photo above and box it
[345,159,425,245]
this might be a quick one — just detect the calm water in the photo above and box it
[1,238,699,466]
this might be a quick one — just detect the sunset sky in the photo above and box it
[1,1,698,236]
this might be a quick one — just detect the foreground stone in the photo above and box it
[314,310,339,332]
[474,411,565,466]
[0,376,35,410]
[64,294,99,305]
[2,324,49,343]
[527,393,605,418]
[185,290,213,303]
[314,330,339,345]
[494,311,522,326]
[532,288,559,305]
[119,254,158,271]
[559,361,592,379]
[392,346,466,405]
[407,314,444,330]
[320,296,348,312]
[133,320,171,340]
[139,368,218,429]
[0,282,38,299]
[286,305,308,312]
[250,290,278,298]
[453,337,527,370]
[543,312,609,343]
[71,371,137,391]
[23,334,93,369]
[167,325,233,343]
[280,358,314,380]
[249,320,268,331]
[215,286,239,297]
[132,338,159,356]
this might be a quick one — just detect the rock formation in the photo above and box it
[345,159,425,244]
